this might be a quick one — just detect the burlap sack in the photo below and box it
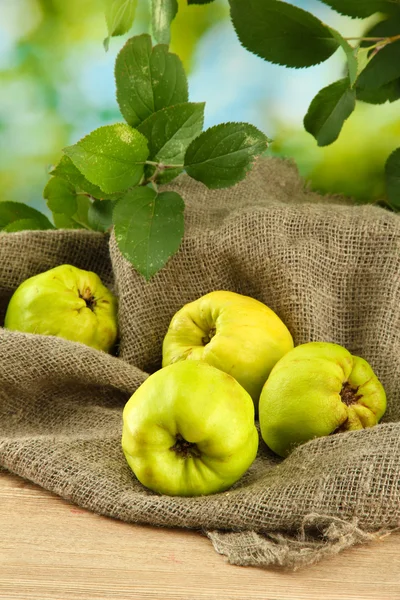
[1,157,399,570]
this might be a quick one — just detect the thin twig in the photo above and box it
[344,36,387,41]
[345,34,400,44]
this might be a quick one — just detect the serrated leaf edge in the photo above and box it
[184,121,270,166]
[114,34,189,128]
[137,101,205,162]
[229,0,339,69]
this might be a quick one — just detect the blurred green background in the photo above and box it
[1,0,399,214]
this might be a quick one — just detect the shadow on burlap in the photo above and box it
[1,157,400,570]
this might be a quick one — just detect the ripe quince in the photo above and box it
[162,290,294,412]
[122,360,259,496]
[259,342,386,457]
[5,264,118,353]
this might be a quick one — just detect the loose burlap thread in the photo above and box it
[1,157,399,570]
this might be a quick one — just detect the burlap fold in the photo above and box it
[1,158,399,570]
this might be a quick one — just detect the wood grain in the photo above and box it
[1,471,400,600]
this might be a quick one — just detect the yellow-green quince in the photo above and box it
[259,341,387,457]
[162,290,294,412]
[5,264,118,353]
[122,360,259,496]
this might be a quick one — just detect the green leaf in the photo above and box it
[184,122,269,189]
[73,196,92,229]
[355,31,400,103]
[355,46,375,81]
[319,0,398,18]
[229,0,339,68]
[360,14,400,46]
[114,187,185,280]
[188,0,216,3]
[304,79,356,146]
[88,200,115,232]
[104,0,137,51]
[304,78,356,147]
[3,219,49,233]
[137,102,205,183]
[51,156,117,200]
[328,28,358,87]
[138,102,205,184]
[356,78,400,104]
[152,0,178,45]
[357,17,400,90]
[385,147,400,209]
[0,202,54,231]
[52,213,80,229]
[115,34,188,127]
[52,196,92,230]
[358,43,400,90]
[64,124,149,194]
[105,0,137,36]
[43,176,77,217]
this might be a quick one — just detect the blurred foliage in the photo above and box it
[170,0,228,71]
[0,0,226,212]
[270,101,400,204]
[0,0,398,213]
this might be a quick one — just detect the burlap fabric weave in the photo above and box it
[1,157,399,570]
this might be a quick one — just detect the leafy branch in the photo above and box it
[4,0,399,280]
[101,0,400,209]
[224,0,400,209]
[1,32,269,280]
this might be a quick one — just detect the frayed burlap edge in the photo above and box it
[207,516,395,571]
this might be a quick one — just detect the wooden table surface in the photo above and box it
[1,471,400,600]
